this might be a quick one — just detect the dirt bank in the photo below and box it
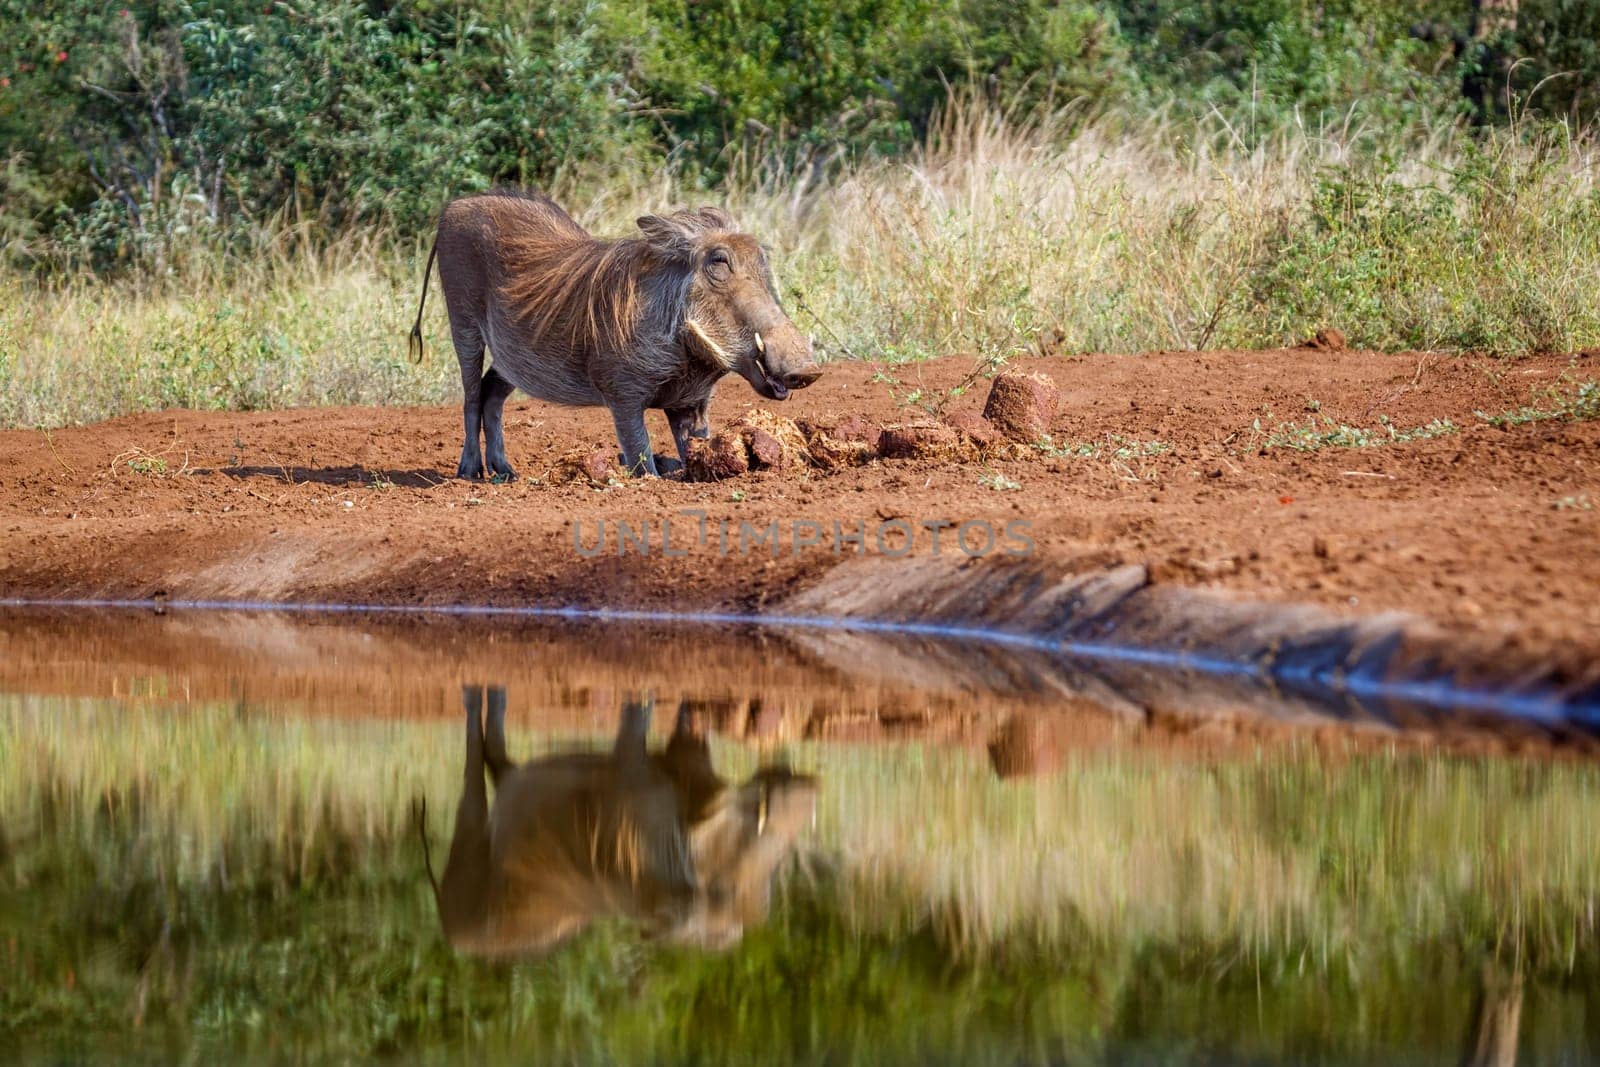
[2,347,1596,654]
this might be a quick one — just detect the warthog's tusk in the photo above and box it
[753,331,765,356]
[757,785,770,836]
[683,318,737,371]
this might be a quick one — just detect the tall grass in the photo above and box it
[4,101,1600,429]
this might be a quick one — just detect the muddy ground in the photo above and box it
[1,347,1596,654]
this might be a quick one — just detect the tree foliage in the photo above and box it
[3,0,1598,272]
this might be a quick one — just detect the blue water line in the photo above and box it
[0,595,1591,729]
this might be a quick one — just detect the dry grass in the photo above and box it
[9,101,1600,428]
[4,101,1600,429]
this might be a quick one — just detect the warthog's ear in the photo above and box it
[692,206,736,231]
[637,213,693,253]
[638,207,738,252]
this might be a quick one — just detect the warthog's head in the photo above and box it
[638,208,822,401]
[666,765,819,950]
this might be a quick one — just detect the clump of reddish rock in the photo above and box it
[686,409,813,481]
[982,370,1060,443]
[546,445,624,485]
[876,419,965,460]
[1303,327,1347,351]
[986,713,1061,779]
[585,366,1071,482]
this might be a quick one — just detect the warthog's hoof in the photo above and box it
[456,455,486,480]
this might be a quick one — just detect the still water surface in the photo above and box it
[1,607,1597,1064]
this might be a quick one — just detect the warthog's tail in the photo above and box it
[413,795,443,910]
[408,238,439,364]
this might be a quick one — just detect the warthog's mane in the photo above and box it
[493,191,716,355]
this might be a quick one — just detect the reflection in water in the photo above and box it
[425,686,816,958]
[3,609,1599,1064]
[1462,966,1523,1067]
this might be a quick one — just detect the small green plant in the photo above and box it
[1109,435,1172,460]
[1260,415,1457,452]
[366,472,396,491]
[1476,381,1600,428]
[1553,494,1593,511]
[978,470,1022,491]
[729,489,747,502]
[127,456,167,475]
[1033,435,1098,458]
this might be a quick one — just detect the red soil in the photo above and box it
[1,347,1596,654]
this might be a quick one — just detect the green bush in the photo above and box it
[0,0,638,270]
[7,0,1600,273]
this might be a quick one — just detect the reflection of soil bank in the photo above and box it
[2,549,1597,758]
[779,556,1600,753]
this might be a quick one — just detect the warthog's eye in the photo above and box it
[705,248,732,283]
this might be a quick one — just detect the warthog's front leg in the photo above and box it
[609,404,660,478]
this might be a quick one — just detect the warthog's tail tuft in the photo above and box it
[408,238,439,364]
[413,794,442,909]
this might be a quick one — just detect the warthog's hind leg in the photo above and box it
[479,369,517,482]
[614,696,653,766]
[433,685,494,946]
[483,685,515,786]
[453,324,487,480]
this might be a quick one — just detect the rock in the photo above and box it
[877,420,965,460]
[582,448,619,484]
[1304,327,1347,351]
[547,446,622,485]
[748,427,788,468]
[685,409,810,481]
[982,371,1060,442]
[830,414,883,450]
[797,423,875,471]
[942,409,1003,450]
[737,409,811,469]
[686,432,749,481]
[987,714,1061,779]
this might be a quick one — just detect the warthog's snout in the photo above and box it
[746,320,820,401]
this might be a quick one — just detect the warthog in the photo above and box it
[418,686,817,958]
[408,190,822,479]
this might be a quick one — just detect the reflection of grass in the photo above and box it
[3,696,1600,1061]
[823,743,1600,965]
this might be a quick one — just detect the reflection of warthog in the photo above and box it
[420,687,816,958]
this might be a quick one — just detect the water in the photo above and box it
[2,607,1598,1064]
